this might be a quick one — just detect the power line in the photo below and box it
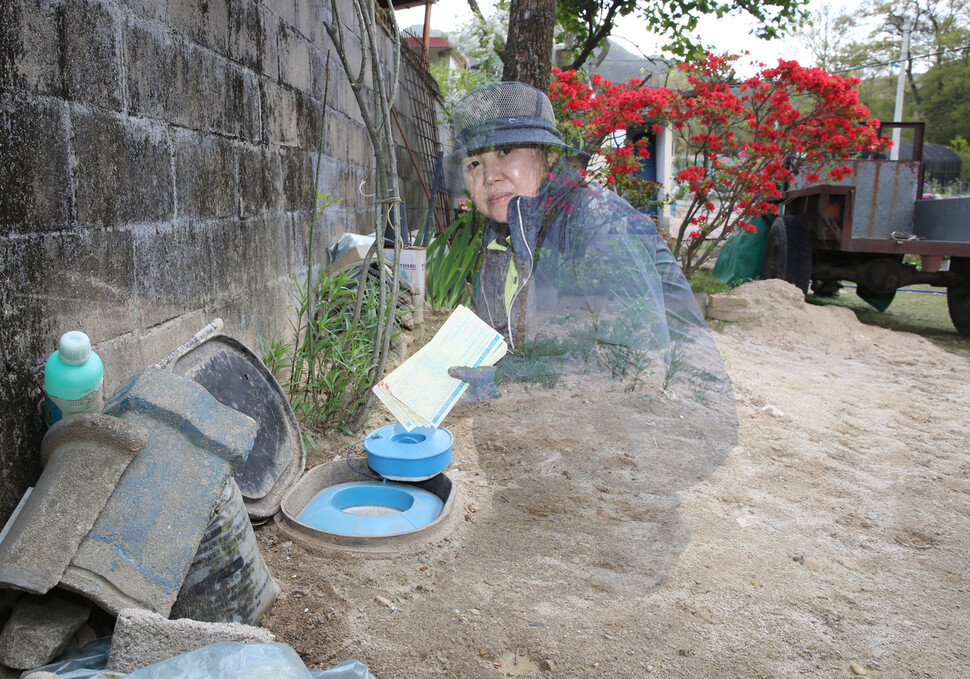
[829,42,970,74]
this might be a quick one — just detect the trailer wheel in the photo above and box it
[762,215,812,293]
[948,257,970,336]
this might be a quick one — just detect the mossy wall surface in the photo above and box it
[0,0,438,521]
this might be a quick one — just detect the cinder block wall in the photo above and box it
[0,0,438,521]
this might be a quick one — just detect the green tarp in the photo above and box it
[711,216,772,286]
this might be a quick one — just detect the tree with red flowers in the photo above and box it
[549,55,892,279]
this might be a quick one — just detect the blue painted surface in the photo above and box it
[296,481,444,536]
[364,424,453,480]
[632,132,659,218]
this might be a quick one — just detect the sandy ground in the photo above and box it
[258,279,970,678]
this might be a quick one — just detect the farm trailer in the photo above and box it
[761,123,970,335]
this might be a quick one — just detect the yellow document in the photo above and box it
[372,305,507,429]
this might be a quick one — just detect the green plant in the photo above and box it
[566,293,666,391]
[428,62,496,134]
[501,336,575,388]
[662,342,686,392]
[689,269,732,295]
[950,136,970,186]
[268,268,401,445]
[324,0,407,432]
[426,210,485,309]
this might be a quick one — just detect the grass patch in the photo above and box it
[810,284,970,360]
[690,270,732,296]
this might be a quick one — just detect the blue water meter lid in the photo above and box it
[363,424,454,481]
[363,424,453,462]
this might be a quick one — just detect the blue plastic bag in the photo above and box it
[122,643,376,679]
[24,641,376,679]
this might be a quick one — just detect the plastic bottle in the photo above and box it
[44,331,104,427]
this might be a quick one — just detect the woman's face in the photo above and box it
[463,145,548,223]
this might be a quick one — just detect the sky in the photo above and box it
[395,0,867,74]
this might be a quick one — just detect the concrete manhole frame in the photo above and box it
[276,459,462,556]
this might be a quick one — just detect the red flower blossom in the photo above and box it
[548,54,889,277]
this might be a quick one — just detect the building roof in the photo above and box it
[383,0,439,10]
[405,36,452,49]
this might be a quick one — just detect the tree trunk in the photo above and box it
[502,0,556,91]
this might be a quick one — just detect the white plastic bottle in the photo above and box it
[44,331,104,427]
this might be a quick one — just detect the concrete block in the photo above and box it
[96,311,213,395]
[71,111,173,228]
[0,94,71,234]
[336,31,366,90]
[174,129,236,220]
[61,0,123,111]
[203,216,293,324]
[169,0,229,55]
[258,4,280,80]
[294,0,327,47]
[9,228,140,340]
[267,0,295,26]
[227,0,262,71]
[323,110,348,159]
[309,45,327,101]
[0,0,61,95]
[342,163,374,212]
[237,144,283,218]
[0,230,136,404]
[125,23,206,130]
[0,414,146,595]
[295,90,322,150]
[116,0,168,21]
[277,24,312,92]
[0,592,92,670]
[333,72,362,125]
[282,211,309,272]
[316,52,342,110]
[206,0,231,54]
[58,367,257,616]
[260,79,299,146]
[205,55,261,142]
[346,120,373,167]
[280,146,313,212]
[129,221,216,326]
[106,608,275,674]
[205,218,255,299]
[706,294,760,322]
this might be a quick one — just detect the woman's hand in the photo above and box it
[448,366,499,404]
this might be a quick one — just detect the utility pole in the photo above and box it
[890,15,913,160]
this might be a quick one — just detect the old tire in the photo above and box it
[947,257,970,336]
[762,215,812,293]
[811,279,842,298]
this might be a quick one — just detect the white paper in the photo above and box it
[372,305,507,429]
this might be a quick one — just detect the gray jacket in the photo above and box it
[473,160,712,384]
